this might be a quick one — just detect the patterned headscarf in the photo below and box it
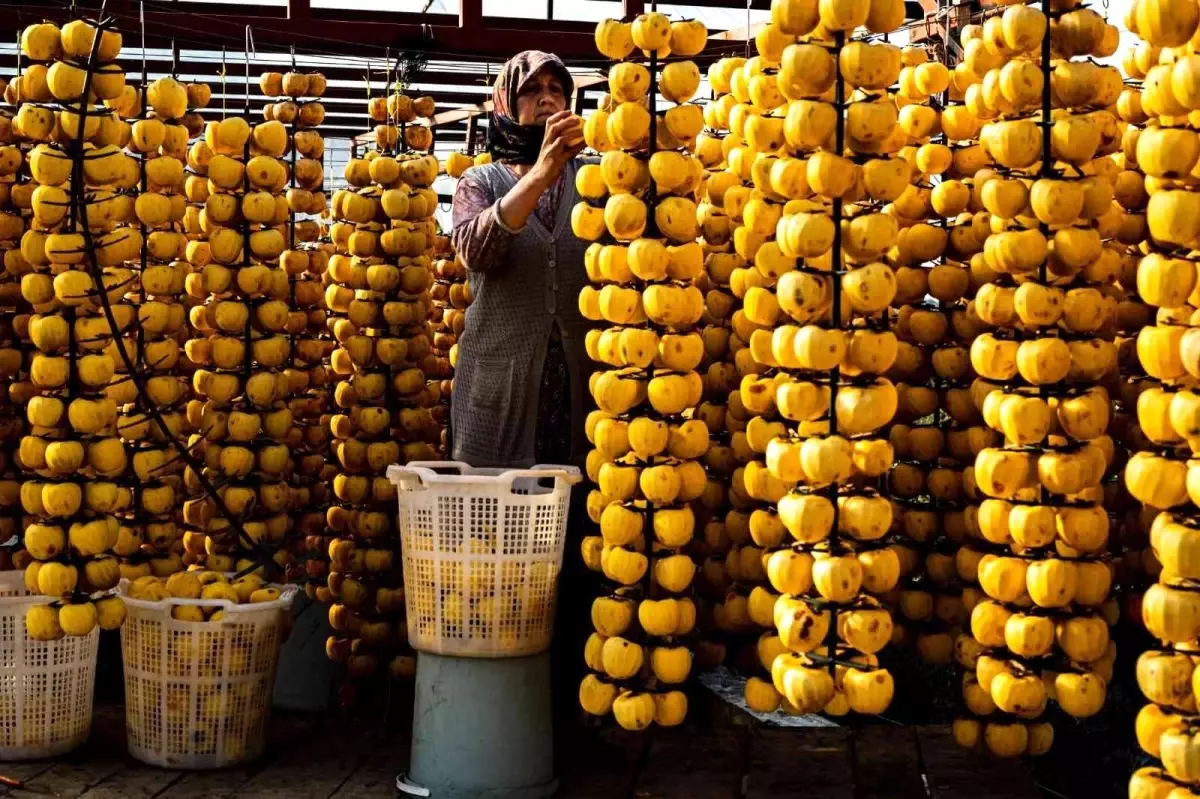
[487,50,574,165]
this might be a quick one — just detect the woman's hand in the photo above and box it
[495,111,585,233]
[534,110,586,179]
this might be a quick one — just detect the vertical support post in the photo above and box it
[465,114,477,156]
[287,0,311,19]
[460,0,482,30]
[824,28,846,681]
[829,27,844,443]
[1040,5,1051,174]
[622,0,644,18]
[572,86,585,115]
[139,2,147,97]
[1038,4,1050,286]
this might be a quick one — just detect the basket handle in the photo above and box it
[386,461,470,490]
[208,583,301,622]
[275,583,301,610]
[115,579,301,617]
[514,466,582,490]
[388,462,581,490]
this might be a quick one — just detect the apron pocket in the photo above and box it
[454,354,533,467]
[468,357,513,412]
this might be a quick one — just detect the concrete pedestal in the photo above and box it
[272,595,338,712]
[397,651,556,799]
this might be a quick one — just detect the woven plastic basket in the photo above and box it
[387,462,580,659]
[0,571,99,761]
[118,579,297,769]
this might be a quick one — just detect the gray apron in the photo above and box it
[450,160,594,469]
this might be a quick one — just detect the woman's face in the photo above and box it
[515,70,567,125]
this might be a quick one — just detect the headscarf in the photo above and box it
[486,50,575,165]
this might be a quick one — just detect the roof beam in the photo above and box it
[711,1,929,40]
[683,0,770,7]
[708,22,767,42]
[0,65,601,113]
[0,2,604,61]
[0,61,542,98]
[0,0,777,62]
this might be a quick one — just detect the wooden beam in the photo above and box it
[708,22,767,41]
[0,4,744,65]
[710,1,925,42]
[571,72,611,91]
[69,60,533,96]
[465,115,478,156]
[425,72,607,126]
[0,3,601,60]
[684,0,769,6]
[623,0,644,18]
[429,102,489,127]
[477,17,596,34]
[197,88,591,110]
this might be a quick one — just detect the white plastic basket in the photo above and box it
[387,462,581,658]
[117,579,298,769]
[0,570,99,761]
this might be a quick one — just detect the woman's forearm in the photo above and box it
[452,205,516,274]
[452,173,520,274]
[496,163,557,231]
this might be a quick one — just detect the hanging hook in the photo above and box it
[139,1,147,90]
[244,26,253,116]
[11,29,19,109]
[365,62,372,132]
[744,0,751,60]
[385,46,392,101]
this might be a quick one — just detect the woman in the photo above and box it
[450,50,590,469]
[450,51,596,734]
